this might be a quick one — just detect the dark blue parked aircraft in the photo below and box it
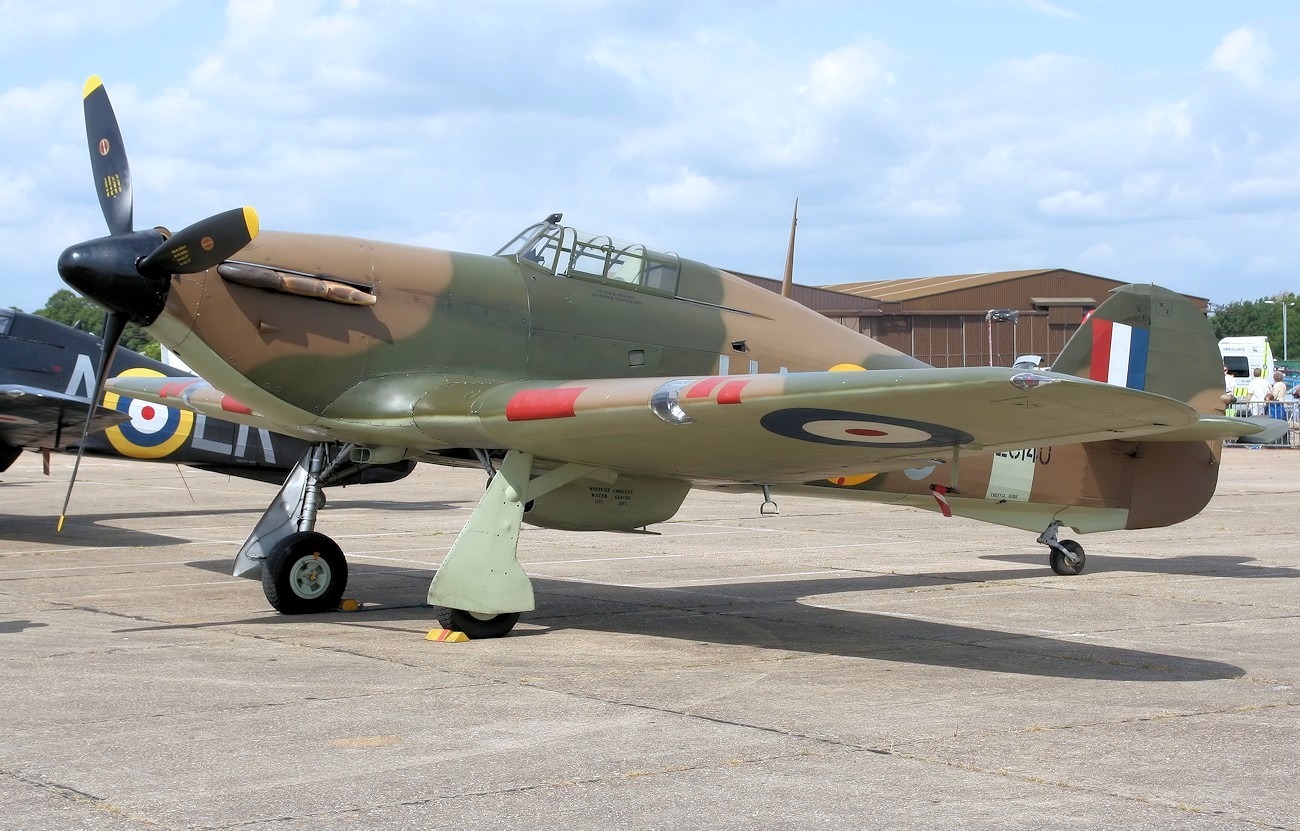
[0,306,412,487]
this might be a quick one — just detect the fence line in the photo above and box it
[1224,399,1299,448]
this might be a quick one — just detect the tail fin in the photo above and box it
[1053,284,1287,443]
[1052,284,1222,410]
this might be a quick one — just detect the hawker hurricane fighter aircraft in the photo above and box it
[56,77,1277,637]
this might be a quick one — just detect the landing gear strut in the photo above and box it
[427,449,612,638]
[236,445,610,635]
[1037,520,1086,575]
[235,443,348,613]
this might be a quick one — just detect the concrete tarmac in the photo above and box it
[1,449,1297,830]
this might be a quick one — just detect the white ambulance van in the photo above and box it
[1219,336,1274,398]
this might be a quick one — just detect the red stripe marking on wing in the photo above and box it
[505,387,586,421]
[220,396,254,415]
[158,379,202,398]
[686,377,725,398]
[716,379,750,404]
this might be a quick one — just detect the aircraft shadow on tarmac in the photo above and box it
[0,500,468,547]
[528,572,1247,683]
[0,619,49,634]
[323,498,471,513]
[980,551,1300,579]
[145,558,1244,684]
[0,510,239,547]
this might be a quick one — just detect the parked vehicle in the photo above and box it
[1220,336,1275,392]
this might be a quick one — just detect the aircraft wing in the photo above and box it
[444,367,1198,483]
[102,375,323,442]
[0,384,128,449]
[105,366,1203,483]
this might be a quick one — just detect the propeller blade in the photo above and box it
[136,207,260,276]
[57,311,128,532]
[82,75,133,236]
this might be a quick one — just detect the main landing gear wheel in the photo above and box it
[262,531,348,614]
[1049,539,1086,576]
[436,607,521,639]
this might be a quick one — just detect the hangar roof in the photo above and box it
[829,269,1064,301]
[830,268,1208,308]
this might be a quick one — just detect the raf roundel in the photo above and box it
[102,367,194,458]
[760,408,973,449]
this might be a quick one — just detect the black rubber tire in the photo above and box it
[436,607,521,639]
[1049,539,1086,576]
[261,531,348,614]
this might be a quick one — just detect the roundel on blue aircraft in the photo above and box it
[102,367,194,458]
[759,408,972,449]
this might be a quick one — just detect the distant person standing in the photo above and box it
[1269,370,1288,420]
[1225,366,1235,392]
[1246,368,1271,415]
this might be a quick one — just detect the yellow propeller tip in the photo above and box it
[83,75,103,99]
[57,514,66,533]
[243,206,260,238]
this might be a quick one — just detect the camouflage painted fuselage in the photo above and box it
[135,227,1227,537]
[151,229,924,447]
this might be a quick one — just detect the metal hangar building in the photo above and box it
[736,268,1209,368]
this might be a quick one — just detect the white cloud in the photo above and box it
[1014,0,1085,21]
[1157,234,1220,266]
[1144,100,1192,140]
[1225,174,1300,208]
[1038,189,1107,218]
[804,43,895,108]
[1244,253,1281,275]
[0,171,36,223]
[1077,242,1116,266]
[899,196,963,220]
[0,0,178,51]
[645,170,724,212]
[8,2,1300,314]
[1209,26,1273,86]
[0,80,80,157]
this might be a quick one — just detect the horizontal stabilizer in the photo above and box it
[1133,415,1290,443]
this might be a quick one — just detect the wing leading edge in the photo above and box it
[452,367,1196,482]
[110,366,1197,483]
[0,384,128,449]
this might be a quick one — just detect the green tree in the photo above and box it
[1209,293,1298,362]
[34,290,162,360]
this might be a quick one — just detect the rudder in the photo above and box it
[1052,284,1223,413]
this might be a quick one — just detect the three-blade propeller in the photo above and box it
[57,76,260,530]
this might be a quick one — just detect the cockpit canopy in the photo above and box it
[495,216,681,296]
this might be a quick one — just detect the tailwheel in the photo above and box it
[262,531,348,614]
[436,607,521,639]
[1049,539,1086,576]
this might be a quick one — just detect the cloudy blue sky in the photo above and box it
[3,0,1298,314]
